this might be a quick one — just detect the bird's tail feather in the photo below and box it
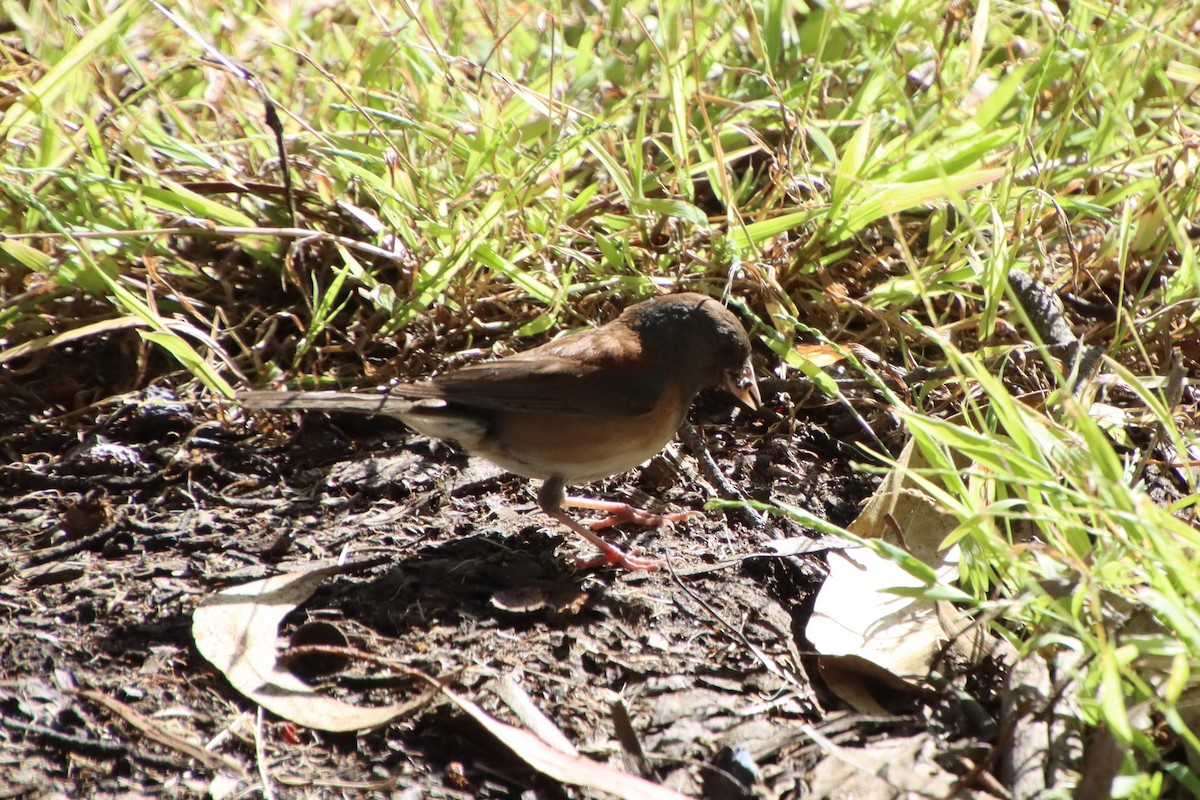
[237,390,431,416]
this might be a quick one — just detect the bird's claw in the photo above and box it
[572,501,701,531]
[574,544,661,572]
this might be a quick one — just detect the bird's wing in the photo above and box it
[430,355,665,417]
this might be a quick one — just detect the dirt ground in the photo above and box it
[1,341,999,799]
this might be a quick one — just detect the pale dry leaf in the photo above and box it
[846,438,962,560]
[809,548,948,678]
[192,561,423,732]
[808,439,963,704]
[439,684,689,800]
[806,734,982,800]
[793,343,845,368]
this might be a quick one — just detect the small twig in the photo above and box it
[149,2,295,227]
[678,422,766,531]
[1006,270,1103,395]
[21,516,125,569]
[76,689,249,779]
[665,556,802,688]
[609,698,652,778]
[255,707,277,800]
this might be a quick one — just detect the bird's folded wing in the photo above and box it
[430,356,664,417]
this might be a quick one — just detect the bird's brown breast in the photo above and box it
[403,378,688,484]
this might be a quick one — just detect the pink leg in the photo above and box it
[544,509,661,571]
[537,477,687,571]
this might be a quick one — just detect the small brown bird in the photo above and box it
[239,292,759,570]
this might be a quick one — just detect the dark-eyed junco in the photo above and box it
[239,292,759,570]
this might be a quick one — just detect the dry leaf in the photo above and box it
[809,548,950,674]
[793,343,845,368]
[806,734,982,799]
[439,685,689,800]
[807,439,963,707]
[845,438,962,559]
[192,561,424,732]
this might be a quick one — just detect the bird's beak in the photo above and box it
[725,361,760,410]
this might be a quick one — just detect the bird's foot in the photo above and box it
[573,543,661,572]
[564,496,701,530]
[546,507,663,571]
